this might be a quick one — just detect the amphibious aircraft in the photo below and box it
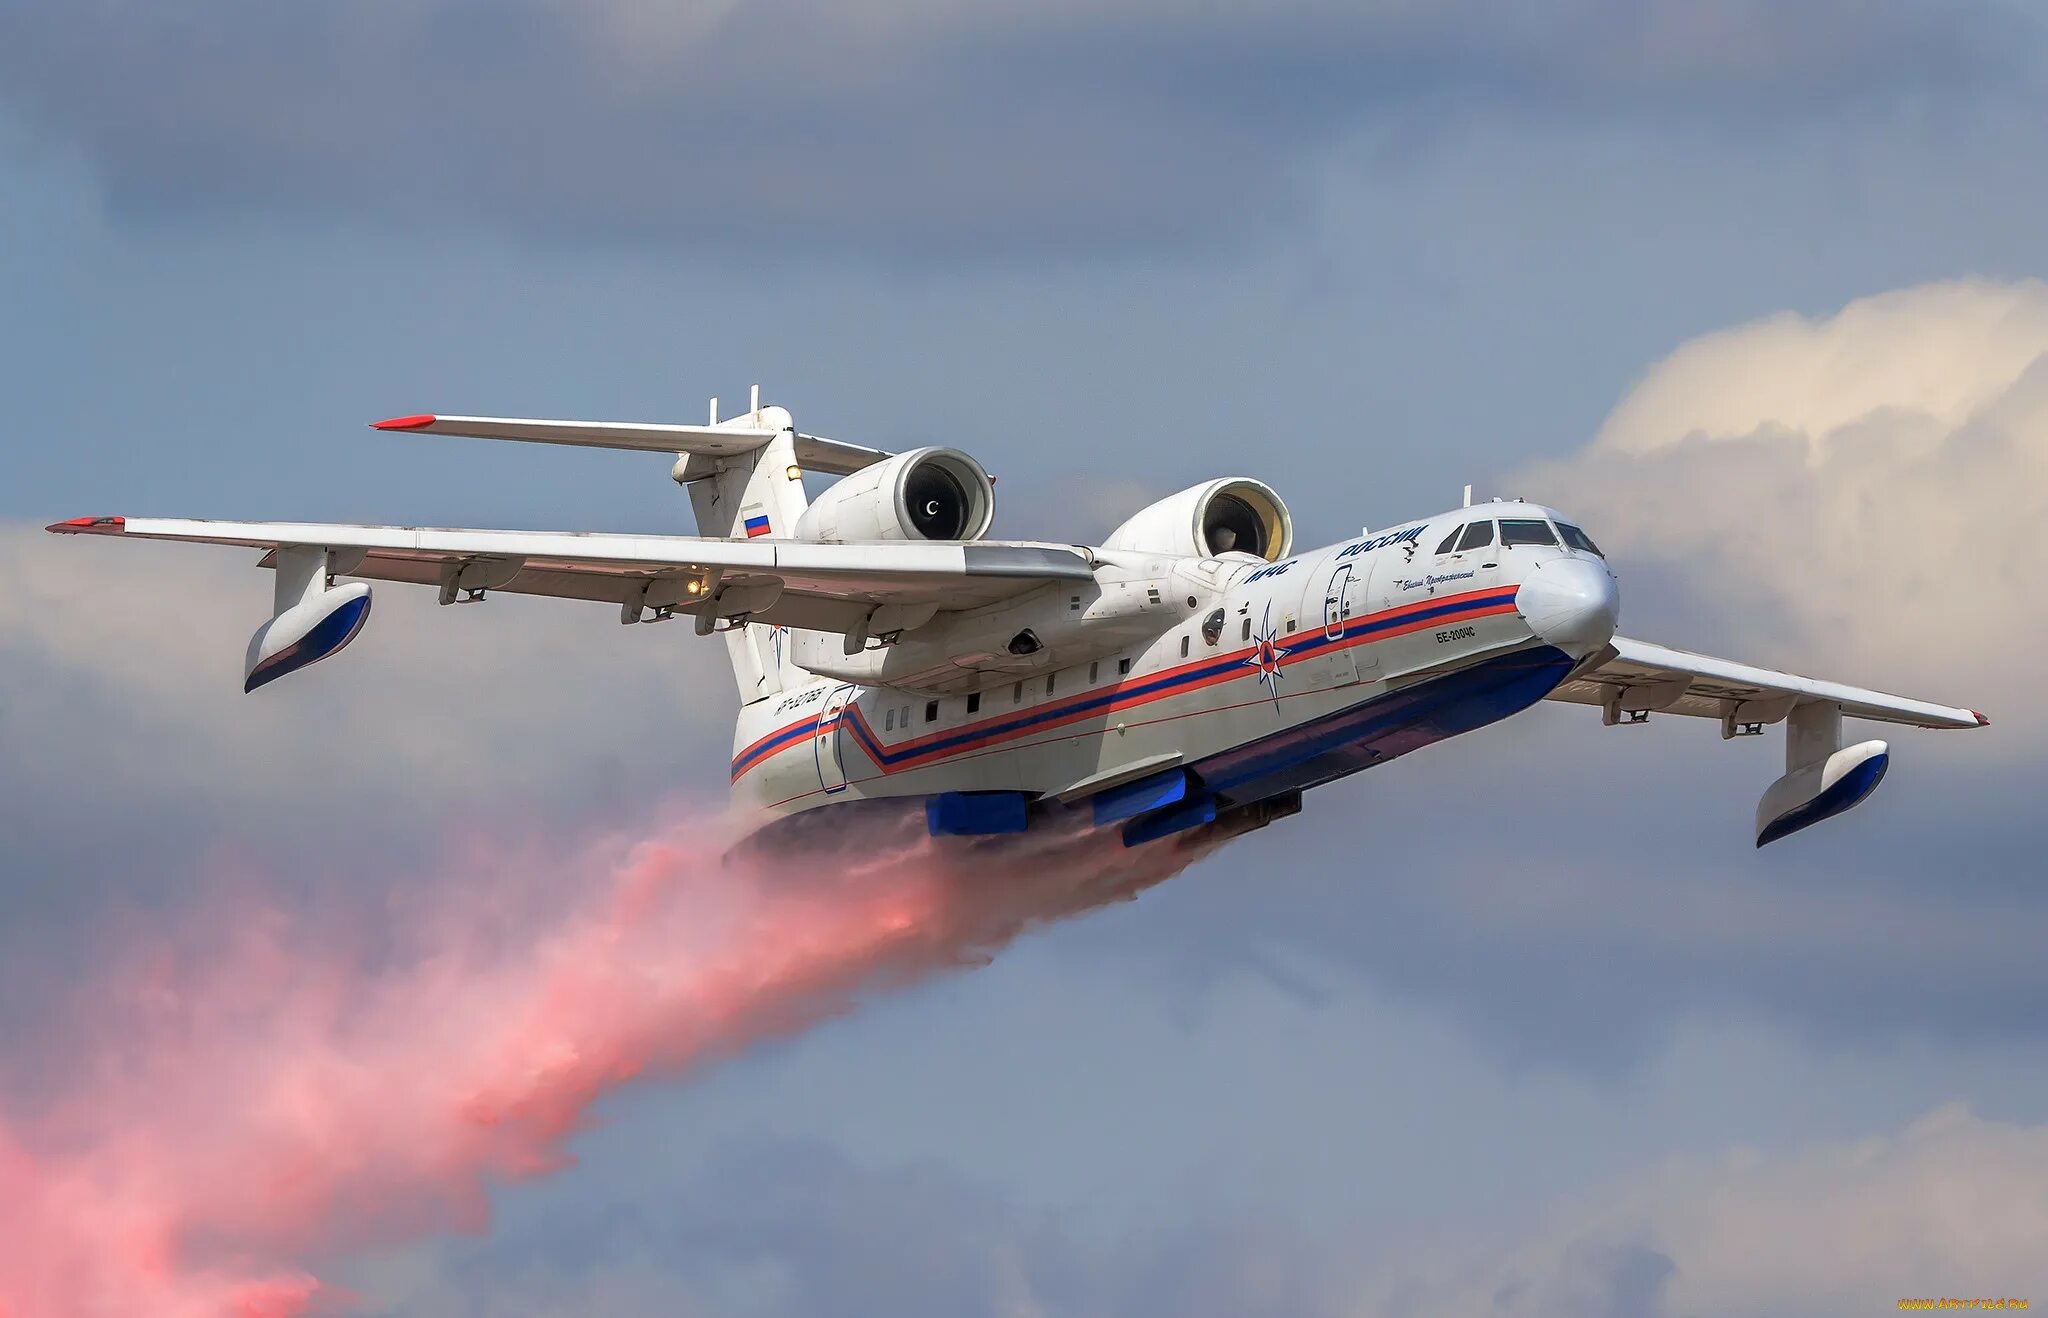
[49,388,1986,850]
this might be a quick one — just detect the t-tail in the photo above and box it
[671,389,815,706]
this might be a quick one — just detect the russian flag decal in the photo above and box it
[742,509,772,539]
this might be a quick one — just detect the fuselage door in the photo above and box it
[1324,564,1353,640]
[1302,560,1358,688]
[814,683,856,795]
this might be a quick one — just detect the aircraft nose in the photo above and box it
[1517,557,1619,656]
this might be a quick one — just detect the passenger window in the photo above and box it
[1088,661,1099,683]
[1455,521,1493,552]
[1500,518,1558,547]
[1241,617,1252,642]
[1046,673,1056,696]
[885,707,895,731]
[1013,681,1023,704]
[1557,523,1604,556]
[1118,656,1132,676]
[1180,635,1190,658]
[966,692,980,714]
[924,701,938,722]
[1435,528,1461,554]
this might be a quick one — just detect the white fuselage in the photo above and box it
[729,503,1619,842]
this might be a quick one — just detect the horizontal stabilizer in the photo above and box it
[370,413,892,475]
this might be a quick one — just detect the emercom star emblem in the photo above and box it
[1243,602,1290,709]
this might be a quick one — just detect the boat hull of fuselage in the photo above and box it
[734,641,1577,858]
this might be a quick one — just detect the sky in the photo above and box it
[2,1,2046,1314]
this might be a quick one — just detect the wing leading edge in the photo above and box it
[1548,636,1985,731]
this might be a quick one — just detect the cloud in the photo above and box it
[358,1131,1357,1318]
[0,523,732,814]
[356,1102,2048,1318]
[1125,744,2048,1075]
[1522,277,2048,725]
[0,521,735,1011]
[1360,1103,2048,1318]
[0,0,2025,256]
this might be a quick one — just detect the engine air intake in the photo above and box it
[906,460,974,540]
[1101,477,1294,563]
[794,447,996,543]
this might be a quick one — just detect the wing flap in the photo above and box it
[1547,635,1986,730]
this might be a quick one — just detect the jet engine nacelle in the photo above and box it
[794,447,995,543]
[244,547,373,692]
[1101,478,1293,563]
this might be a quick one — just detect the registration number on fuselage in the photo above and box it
[1434,626,1476,644]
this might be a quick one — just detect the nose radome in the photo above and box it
[1517,558,1619,655]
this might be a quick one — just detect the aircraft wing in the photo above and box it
[1547,635,1986,731]
[46,515,1092,635]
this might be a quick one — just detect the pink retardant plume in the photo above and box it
[0,803,1214,1317]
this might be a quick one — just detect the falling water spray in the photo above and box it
[0,803,1215,1317]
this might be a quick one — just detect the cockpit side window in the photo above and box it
[1499,518,1557,547]
[1434,528,1461,554]
[1557,522,1603,556]
[1454,521,1494,552]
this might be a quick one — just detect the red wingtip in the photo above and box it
[1974,710,1990,727]
[46,515,125,534]
[371,413,437,431]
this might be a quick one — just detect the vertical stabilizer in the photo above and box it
[676,391,814,705]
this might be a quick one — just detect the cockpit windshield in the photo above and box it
[1498,518,1557,548]
[1453,521,1493,552]
[1556,522,1603,557]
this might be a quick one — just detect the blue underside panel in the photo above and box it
[1121,794,1217,848]
[926,791,1032,837]
[1756,751,1890,848]
[1091,768,1192,827]
[1190,645,1577,807]
[245,593,373,693]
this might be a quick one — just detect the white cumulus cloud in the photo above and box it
[1524,276,2048,727]
[0,524,734,818]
